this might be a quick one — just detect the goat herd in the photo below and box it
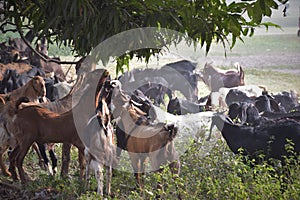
[0,36,300,197]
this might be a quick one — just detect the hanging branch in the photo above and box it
[16,26,79,65]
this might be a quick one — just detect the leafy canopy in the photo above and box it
[0,0,286,72]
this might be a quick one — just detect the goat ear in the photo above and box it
[110,80,121,88]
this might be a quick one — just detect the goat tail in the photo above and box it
[164,123,178,141]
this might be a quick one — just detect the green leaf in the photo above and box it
[242,27,249,36]
[230,35,236,50]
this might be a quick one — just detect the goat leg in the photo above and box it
[78,147,86,180]
[0,146,11,176]
[84,150,91,190]
[105,165,112,195]
[48,146,57,174]
[61,143,71,177]
[169,160,181,178]
[95,162,104,196]
[8,145,20,180]
[130,154,143,189]
[16,145,31,184]
[36,142,53,175]
[32,142,45,170]
[169,160,182,200]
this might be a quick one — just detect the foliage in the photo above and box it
[2,136,299,199]
[0,0,287,73]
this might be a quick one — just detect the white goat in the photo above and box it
[210,85,263,110]
[153,105,215,153]
[84,114,115,196]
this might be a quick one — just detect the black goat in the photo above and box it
[143,84,172,106]
[228,100,300,126]
[226,89,286,113]
[225,89,254,106]
[228,102,261,125]
[210,113,300,163]
[167,97,205,115]
[130,89,157,122]
[272,91,299,112]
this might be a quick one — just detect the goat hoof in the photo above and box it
[9,170,18,180]
[2,170,12,177]
[46,164,54,176]
[53,167,57,175]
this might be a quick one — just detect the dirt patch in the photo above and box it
[0,181,61,200]
[204,53,300,74]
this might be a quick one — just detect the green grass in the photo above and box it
[2,139,299,199]
[244,68,300,93]
[208,33,300,57]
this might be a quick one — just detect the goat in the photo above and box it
[7,69,110,182]
[83,79,118,196]
[0,70,100,177]
[201,63,245,92]
[115,89,157,159]
[111,81,180,189]
[167,97,205,115]
[0,62,32,81]
[228,101,300,126]
[210,85,262,109]
[56,69,111,178]
[228,102,261,125]
[210,113,300,163]
[130,89,157,122]
[0,76,47,176]
[225,87,286,113]
[7,98,85,183]
[119,61,199,102]
[272,91,299,112]
[0,75,46,103]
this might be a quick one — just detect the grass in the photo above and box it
[244,68,300,93]
[208,33,300,57]
[2,139,299,199]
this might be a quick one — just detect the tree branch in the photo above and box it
[16,26,78,65]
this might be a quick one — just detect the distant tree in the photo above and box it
[0,0,287,72]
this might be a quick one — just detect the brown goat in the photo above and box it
[112,82,180,188]
[0,69,107,177]
[0,76,46,176]
[8,102,85,183]
[0,63,32,81]
[0,75,46,103]
[201,63,245,92]
[7,69,110,182]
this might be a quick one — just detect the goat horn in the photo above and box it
[130,99,143,106]
[258,85,267,92]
